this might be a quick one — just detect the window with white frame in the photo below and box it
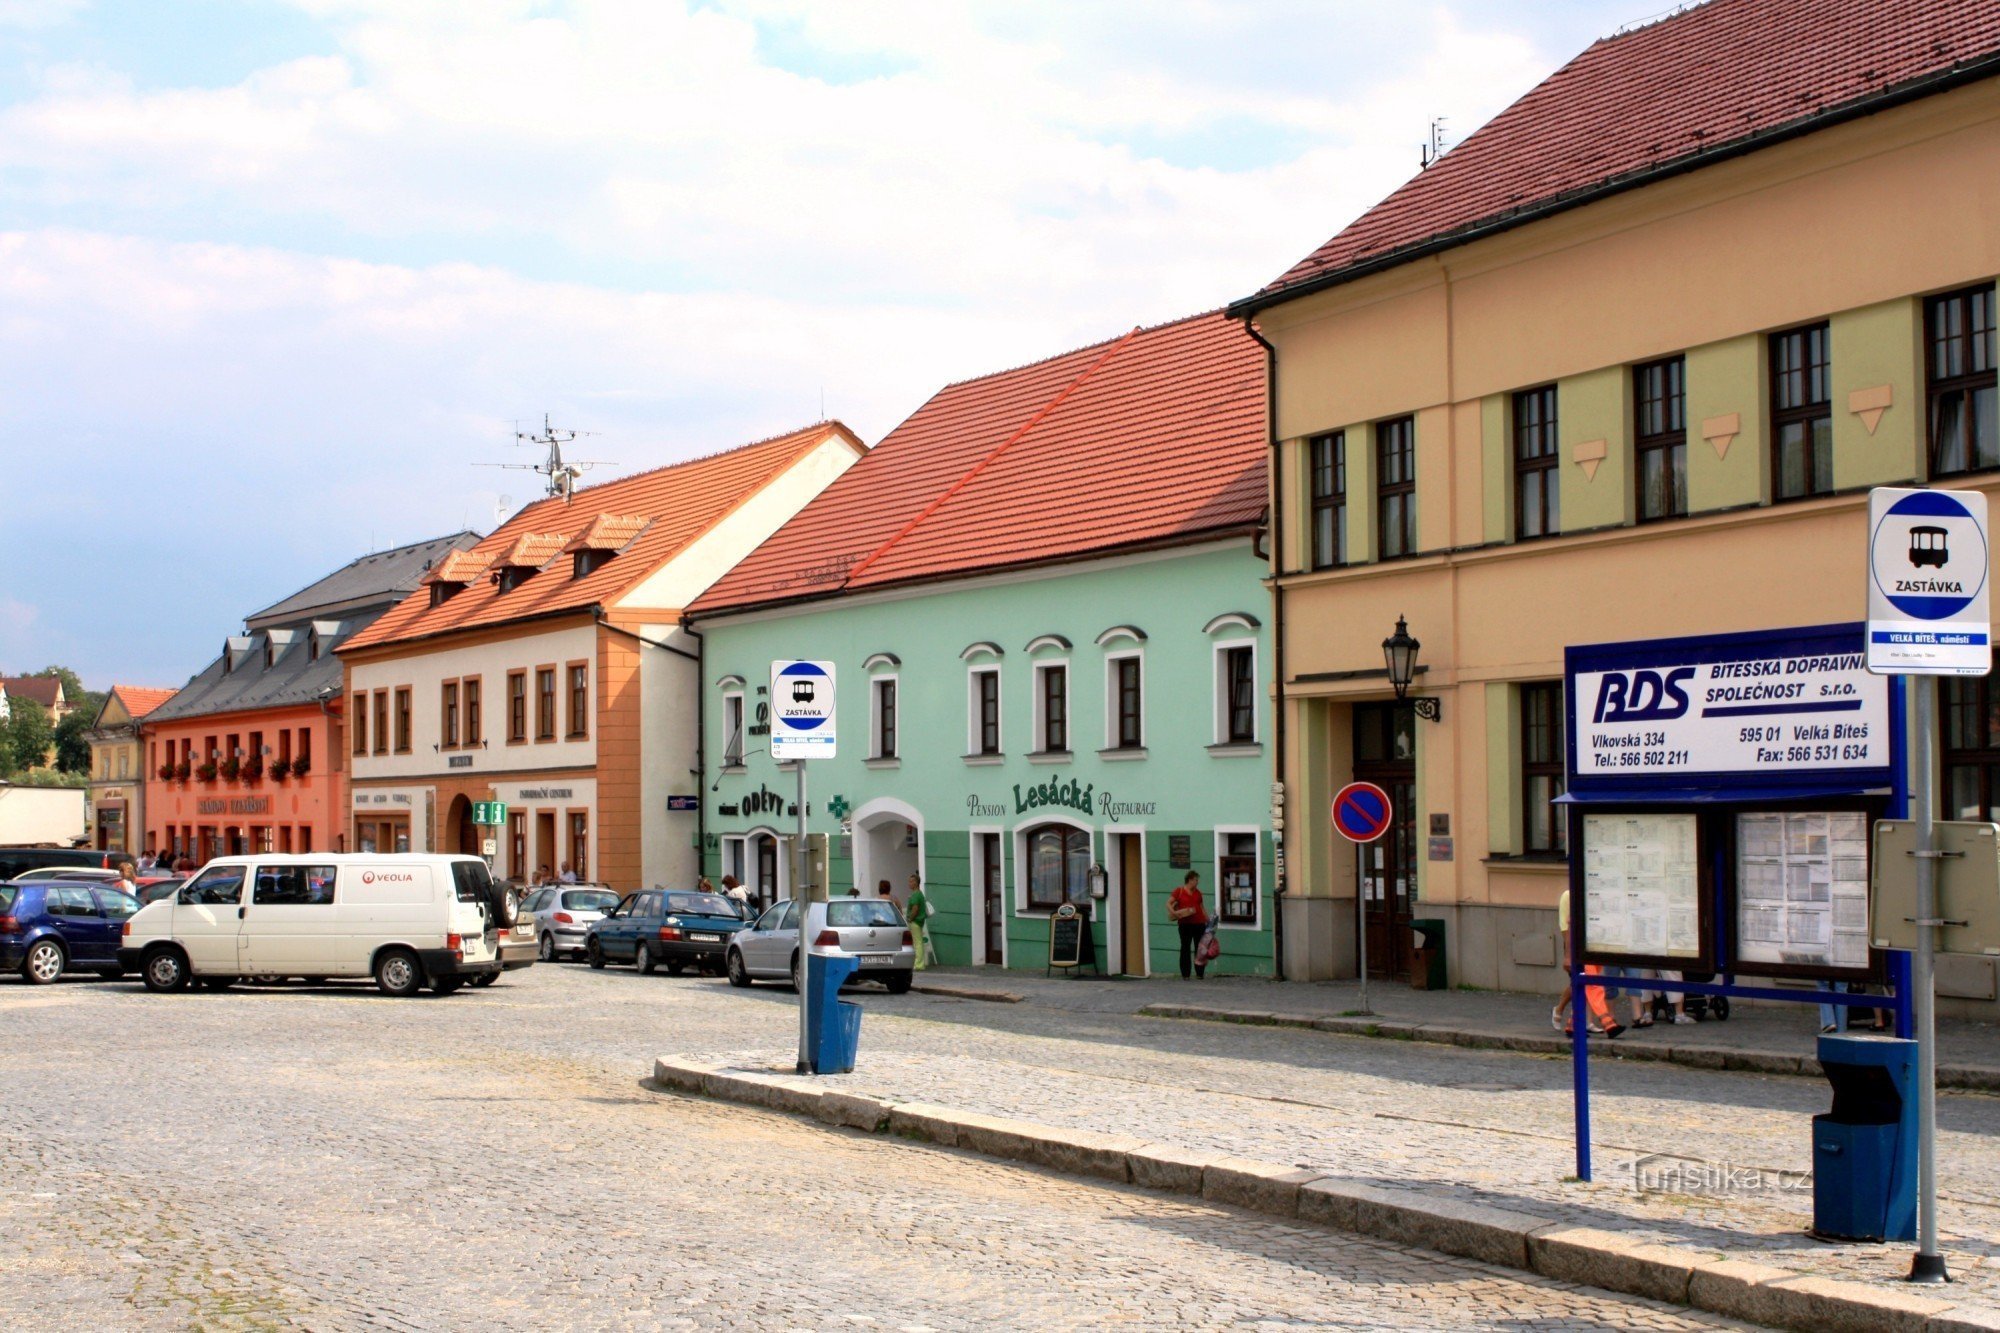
[968,667,1001,755]
[1216,829,1259,925]
[1105,652,1142,750]
[722,691,745,767]
[872,677,898,760]
[1033,661,1069,754]
[1214,642,1258,745]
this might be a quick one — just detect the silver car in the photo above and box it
[724,897,914,993]
[524,883,622,961]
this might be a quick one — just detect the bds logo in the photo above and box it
[1592,668,1696,723]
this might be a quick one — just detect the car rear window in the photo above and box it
[561,889,618,912]
[827,901,903,928]
[0,886,14,913]
[666,892,737,917]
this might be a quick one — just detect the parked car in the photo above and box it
[137,878,187,905]
[585,888,748,975]
[119,854,527,996]
[725,898,914,993]
[0,879,140,984]
[524,884,621,961]
[21,867,123,881]
[0,847,118,880]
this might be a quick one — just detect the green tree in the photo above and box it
[1,698,52,776]
[54,708,94,774]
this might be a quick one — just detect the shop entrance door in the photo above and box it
[1353,702,1418,980]
[1115,832,1146,975]
[977,834,1005,964]
[535,811,556,881]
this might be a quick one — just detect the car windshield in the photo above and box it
[827,901,903,928]
[562,889,619,912]
[666,892,737,917]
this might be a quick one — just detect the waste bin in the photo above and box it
[805,953,862,1074]
[1812,1033,1917,1242]
[1410,918,1447,991]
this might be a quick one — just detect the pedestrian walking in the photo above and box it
[1169,872,1208,979]
[113,860,140,899]
[905,873,931,970]
[1551,889,1622,1038]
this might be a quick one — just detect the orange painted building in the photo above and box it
[143,533,479,863]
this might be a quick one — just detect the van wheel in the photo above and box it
[539,934,555,963]
[726,950,752,988]
[488,882,520,929]
[432,977,464,996]
[586,939,606,969]
[374,949,423,998]
[141,948,189,993]
[635,942,658,975]
[21,939,65,986]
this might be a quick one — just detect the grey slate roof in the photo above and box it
[148,532,480,726]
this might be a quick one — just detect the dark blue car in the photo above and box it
[0,880,140,984]
[584,888,748,976]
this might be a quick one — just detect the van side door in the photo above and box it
[241,863,338,974]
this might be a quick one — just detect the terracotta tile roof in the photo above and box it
[691,310,1265,616]
[343,421,862,652]
[562,514,652,554]
[112,686,177,720]
[0,677,62,708]
[422,549,494,586]
[1240,0,2000,311]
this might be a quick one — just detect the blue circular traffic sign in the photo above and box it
[1332,781,1393,844]
[1870,489,1988,621]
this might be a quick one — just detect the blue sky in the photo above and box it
[0,1,1636,688]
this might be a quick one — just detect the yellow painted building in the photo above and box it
[86,686,176,853]
[1232,0,2000,1014]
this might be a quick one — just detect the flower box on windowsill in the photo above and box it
[194,764,218,783]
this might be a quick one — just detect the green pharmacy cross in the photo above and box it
[827,795,850,820]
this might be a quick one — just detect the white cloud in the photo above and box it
[0,0,84,29]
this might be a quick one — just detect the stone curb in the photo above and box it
[910,983,1024,1004]
[650,1055,1999,1333]
[1136,1003,2000,1090]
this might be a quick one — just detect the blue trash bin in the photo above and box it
[1813,1033,1917,1242]
[806,953,862,1074]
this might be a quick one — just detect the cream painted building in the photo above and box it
[339,422,864,889]
[1232,0,2000,1015]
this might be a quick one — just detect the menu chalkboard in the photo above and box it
[1048,904,1083,970]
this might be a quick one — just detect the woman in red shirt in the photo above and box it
[1168,871,1209,979]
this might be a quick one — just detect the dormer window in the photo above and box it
[497,566,533,594]
[431,582,462,607]
[222,642,233,675]
[490,533,568,595]
[573,549,612,580]
[421,550,494,607]
[262,639,273,669]
[563,514,647,582]
[308,628,318,661]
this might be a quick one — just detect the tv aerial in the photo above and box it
[477,415,612,503]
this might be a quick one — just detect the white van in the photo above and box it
[119,854,529,997]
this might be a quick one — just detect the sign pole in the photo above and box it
[1910,672,1947,1283]
[1332,781,1393,1017]
[795,758,810,1075]
[1356,852,1371,1017]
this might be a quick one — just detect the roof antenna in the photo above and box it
[475,414,613,504]
[1420,116,1449,170]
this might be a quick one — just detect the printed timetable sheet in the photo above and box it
[1736,811,1870,970]
[1582,812,1701,958]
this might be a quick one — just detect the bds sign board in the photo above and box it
[1866,486,1990,676]
[771,660,836,760]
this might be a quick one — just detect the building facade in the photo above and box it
[1231,0,2000,1016]
[338,423,864,888]
[689,313,1276,976]
[84,686,176,852]
[144,533,480,863]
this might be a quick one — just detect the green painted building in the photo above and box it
[686,312,1277,977]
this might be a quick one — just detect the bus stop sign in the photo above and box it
[1867,487,1990,676]
[1332,781,1394,844]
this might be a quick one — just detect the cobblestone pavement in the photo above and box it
[677,971,2000,1308]
[0,968,1761,1331]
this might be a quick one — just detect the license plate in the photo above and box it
[862,954,895,966]
[690,932,720,942]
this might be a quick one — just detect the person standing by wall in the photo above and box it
[1169,871,1208,980]
[905,872,931,971]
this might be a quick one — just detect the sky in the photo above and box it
[0,0,1643,689]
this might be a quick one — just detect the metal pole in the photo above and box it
[795,760,810,1075]
[1356,844,1372,1016]
[1910,674,1948,1282]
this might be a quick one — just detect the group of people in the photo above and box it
[135,850,196,874]
[527,862,582,887]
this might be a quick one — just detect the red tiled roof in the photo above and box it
[690,310,1265,615]
[1243,0,2000,310]
[344,422,862,652]
[0,676,62,708]
[112,686,177,720]
[562,514,651,554]
[422,549,494,586]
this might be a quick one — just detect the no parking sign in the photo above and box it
[1332,781,1393,844]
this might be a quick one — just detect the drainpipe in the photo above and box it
[594,611,706,878]
[1243,320,1288,983]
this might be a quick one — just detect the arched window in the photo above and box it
[1025,823,1091,910]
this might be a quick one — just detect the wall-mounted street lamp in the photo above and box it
[1382,615,1441,722]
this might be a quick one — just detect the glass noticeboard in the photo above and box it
[1735,811,1872,977]
[1581,812,1706,965]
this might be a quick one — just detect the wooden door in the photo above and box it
[535,811,556,881]
[1118,833,1145,974]
[979,834,1005,964]
[1353,702,1418,980]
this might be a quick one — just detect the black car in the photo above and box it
[585,889,748,976]
[0,847,118,881]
